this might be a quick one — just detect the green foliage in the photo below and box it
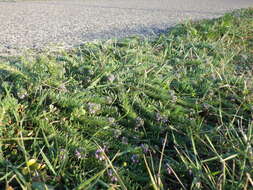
[0,8,253,190]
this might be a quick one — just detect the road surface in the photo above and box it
[0,0,252,54]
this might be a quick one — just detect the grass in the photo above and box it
[0,8,253,190]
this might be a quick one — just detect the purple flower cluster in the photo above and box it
[95,146,108,161]
[108,117,116,125]
[131,154,139,163]
[75,148,86,159]
[107,169,118,182]
[155,112,168,124]
[140,143,149,153]
[59,149,67,160]
[87,103,101,114]
[135,117,144,129]
[107,74,116,83]
[114,129,122,138]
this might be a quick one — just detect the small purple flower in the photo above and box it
[75,150,82,159]
[155,112,168,124]
[108,117,115,124]
[107,169,113,177]
[131,154,139,163]
[114,129,122,138]
[95,149,104,161]
[134,117,144,130]
[75,148,86,159]
[107,74,116,83]
[95,146,107,161]
[107,169,118,182]
[111,176,118,182]
[87,103,101,114]
[141,144,149,153]
[59,149,67,160]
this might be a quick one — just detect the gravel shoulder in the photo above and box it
[0,0,252,55]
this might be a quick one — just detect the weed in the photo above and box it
[0,8,252,190]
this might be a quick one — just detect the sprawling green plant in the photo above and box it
[0,8,252,190]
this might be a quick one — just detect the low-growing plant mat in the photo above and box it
[0,8,253,190]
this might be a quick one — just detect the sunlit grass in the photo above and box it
[0,8,252,190]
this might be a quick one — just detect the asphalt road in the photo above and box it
[0,0,252,54]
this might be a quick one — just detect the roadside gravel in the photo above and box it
[0,0,252,55]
